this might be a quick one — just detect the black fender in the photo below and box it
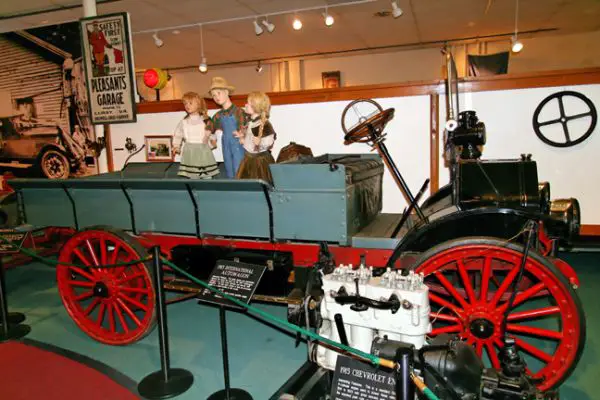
[386,207,545,267]
[420,183,453,210]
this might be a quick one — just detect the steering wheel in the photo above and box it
[532,91,597,148]
[341,99,395,145]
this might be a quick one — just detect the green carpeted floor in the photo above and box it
[3,251,599,399]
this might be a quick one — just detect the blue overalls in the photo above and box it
[220,112,246,178]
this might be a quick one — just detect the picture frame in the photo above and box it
[145,135,173,161]
[322,71,341,89]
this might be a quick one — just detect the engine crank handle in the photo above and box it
[334,295,400,312]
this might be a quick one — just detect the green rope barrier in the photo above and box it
[160,258,385,367]
[0,235,151,268]
[1,233,387,367]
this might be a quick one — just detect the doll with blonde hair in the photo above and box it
[235,91,277,184]
[173,91,219,179]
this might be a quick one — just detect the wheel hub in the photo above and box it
[93,281,110,298]
[469,318,495,339]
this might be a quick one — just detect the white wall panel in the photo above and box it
[112,83,600,224]
[439,84,600,224]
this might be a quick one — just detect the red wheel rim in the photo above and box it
[415,243,583,391]
[57,230,155,345]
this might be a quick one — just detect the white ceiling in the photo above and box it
[1,0,600,70]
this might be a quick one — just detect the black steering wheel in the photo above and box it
[532,91,597,148]
[341,99,395,145]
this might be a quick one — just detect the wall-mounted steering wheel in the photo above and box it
[532,91,597,148]
[341,99,395,145]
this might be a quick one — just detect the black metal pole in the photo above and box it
[395,347,414,400]
[0,256,30,342]
[0,258,9,337]
[137,247,193,399]
[374,140,426,222]
[220,306,231,399]
[153,246,171,382]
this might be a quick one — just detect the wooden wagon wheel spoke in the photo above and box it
[415,238,586,392]
[57,228,156,345]
[514,338,553,363]
[68,266,95,282]
[433,271,470,309]
[507,306,560,322]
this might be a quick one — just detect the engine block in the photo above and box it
[316,265,431,370]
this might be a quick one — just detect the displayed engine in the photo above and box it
[315,265,430,370]
[289,260,555,400]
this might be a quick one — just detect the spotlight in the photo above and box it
[256,61,263,73]
[262,19,275,33]
[199,57,208,73]
[152,32,164,48]
[511,36,523,53]
[293,17,302,30]
[323,10,334,26]
[391,1,403,18]
[253,19,264,36]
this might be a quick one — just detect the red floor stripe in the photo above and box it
[0,341,139,400]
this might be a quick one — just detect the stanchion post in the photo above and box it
[137,247,193,399]
[0,256,30,342]
[395,346,414,400]
[206,305,253,400]
[220,306,231,399]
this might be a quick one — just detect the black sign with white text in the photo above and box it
[330,356,396,400]
[196,260,266,310]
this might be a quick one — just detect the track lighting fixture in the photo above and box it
[511,0,524,53]
[323,8,334,26]
[262,19,275,33]
[253,19,264,36]
[256,61,263,73]
[199,57,208,73]
[511,36,523,53]
[152,32,163,47]
[391,1,403,18]
[293,16,302,30]
[198,25,208,73]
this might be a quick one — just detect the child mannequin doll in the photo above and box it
[173,92,219,179]
[235,91,276,184]
[209,77,246,178]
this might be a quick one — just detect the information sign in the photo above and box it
[330,356,396,400]
[196,260,266,310]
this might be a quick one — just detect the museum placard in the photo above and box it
[79,12,137,124]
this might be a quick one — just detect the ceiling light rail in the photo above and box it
[132,0,377,36]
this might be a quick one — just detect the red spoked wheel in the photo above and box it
[414,237,585,391]
[57,226,157,345]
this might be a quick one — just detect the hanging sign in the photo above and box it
[79,12,137,124]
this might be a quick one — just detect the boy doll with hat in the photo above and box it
[209,77,247,178]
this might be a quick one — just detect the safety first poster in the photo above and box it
[79,12,137,124]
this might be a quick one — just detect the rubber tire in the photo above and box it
[40,148,70,179]
[412,236,586,391]
[57,225,157,345]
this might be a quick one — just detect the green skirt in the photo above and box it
[178,143,219,179]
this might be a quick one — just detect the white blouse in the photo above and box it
[242,119,275,153]
[173,114,214,149]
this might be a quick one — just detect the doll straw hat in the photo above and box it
[208,76,235,95]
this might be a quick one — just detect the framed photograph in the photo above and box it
[79,12,137,124]
[145,135,173,161]
[322,71,341,88]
